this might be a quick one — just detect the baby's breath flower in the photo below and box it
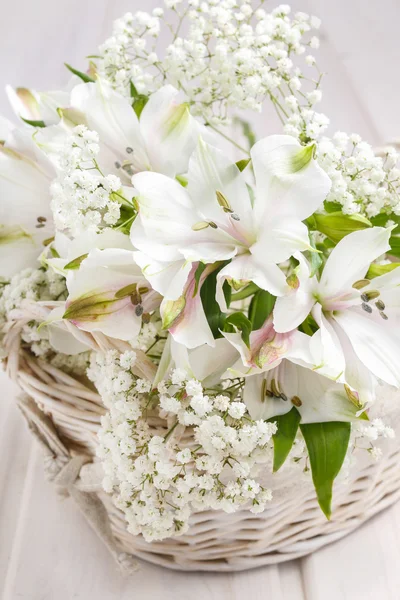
[50,126,122,236]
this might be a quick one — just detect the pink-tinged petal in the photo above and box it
[222,316,298,372]
[333,307,400,388]
[251,134,331,224]
[319,227,392,299]
[161,264,215,348]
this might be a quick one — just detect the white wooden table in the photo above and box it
[1,1,400,597]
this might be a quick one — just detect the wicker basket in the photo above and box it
[5,316,400,572]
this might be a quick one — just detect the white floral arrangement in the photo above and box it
[1,1,400,543]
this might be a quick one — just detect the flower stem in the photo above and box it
[205,122,250,156]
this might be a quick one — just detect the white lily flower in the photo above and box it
[274,226,400,398]
[62,247,160,341]
[130,135,330,347]
[0,122,54,277]
[222,316,362,423]
[69,79,209,178]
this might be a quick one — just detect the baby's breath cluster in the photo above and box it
[317,133,400,217]
[0,267,66,357]
[98,1,323,126]
[90,350,276,542]
[50,125,122,236]
[0,268,90,372]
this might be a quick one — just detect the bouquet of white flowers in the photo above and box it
[2,0,400,569]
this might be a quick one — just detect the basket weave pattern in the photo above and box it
[7,343,400,572]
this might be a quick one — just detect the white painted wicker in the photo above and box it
[5,330,400,572]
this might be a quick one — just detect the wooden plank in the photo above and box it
[302,504,400,600]
[0,377,34,598]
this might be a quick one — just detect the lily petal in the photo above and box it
[161,264,215,348]
[333,307,400,388]
[70,80,150,172]
[187,137,254,238]
[319,227,392,298]
[251,134,331,224]
[140,85,205,177]
[274,254,316,333]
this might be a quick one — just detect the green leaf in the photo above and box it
[300,421,351,519]
[223,312,252,348]
[236,158,251,172]
[130,81,139,98]
[367,262,400,278]
[389,234,400,258]
[370,213,400,228]
[223,280,232,308]
[200,267,224,338]
[313,211,372,243]
[323,200,343,213]
[269,408,301,472]
[64,253,88,270]
[248,290,276,330]
[65,63,94,83]
[21,117,46,128]
[133,95,149,118]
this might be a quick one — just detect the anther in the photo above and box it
[380,311,388,320]
[280,393,288,401]
[142,312,151,324]
[115,161,121,169]
[130,291,142,305]
[291,396,302,407]
[352,279,370,290]
[231,213,240,221]
[362,302,372,313]
[270,379,280,397]
[208,221,218,229]
[122,164,135,176]
[216,190,231,212]
[126,147,133,154]
[361,290,380,302]
[135,304,144,317]
[376,299,386,311]
[35,223,45,228]
[37,216,47,223]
